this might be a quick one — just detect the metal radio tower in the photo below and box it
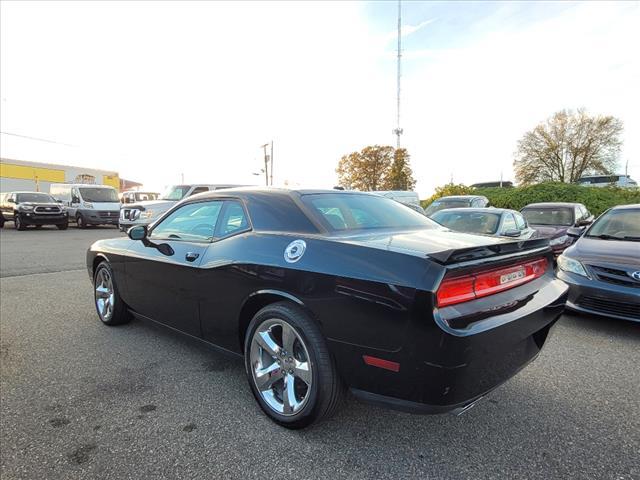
[393,0,403,149]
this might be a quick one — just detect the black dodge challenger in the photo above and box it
[87,188,568,428]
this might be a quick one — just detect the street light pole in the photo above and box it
[270,140,274,187]
[261,143,269,186]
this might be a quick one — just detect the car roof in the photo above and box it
[5,191,54,194]
[436,195,486,200]
[522,202,582,208]
[610,203,640,210]
[431,207,513,215]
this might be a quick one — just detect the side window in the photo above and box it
[514,212,527,230]
[216,200,249,238]
[502,213,517,232]
[71,188,80,203]
[150,201,223,242]
[189,186,209,197]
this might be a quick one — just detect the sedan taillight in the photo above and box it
[436,258,548,308]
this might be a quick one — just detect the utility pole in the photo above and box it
[270,140,274,186]
[261,143,270,186]
[392,0,403,149]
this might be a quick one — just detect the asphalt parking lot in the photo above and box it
[1,226,639,479]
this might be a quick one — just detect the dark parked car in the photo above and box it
[424,195,490,217]
[558,204,640,322]
[0,191,68,230]
[521,202,594,255]
[87,188,567,428]
[430,208,536,239]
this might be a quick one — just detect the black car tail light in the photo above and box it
[437,258,548,308]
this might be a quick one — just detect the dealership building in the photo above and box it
[0,158,121,193]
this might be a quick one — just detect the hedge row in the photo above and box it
[421,182,640,216]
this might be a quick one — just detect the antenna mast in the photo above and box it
[393,0,403,149]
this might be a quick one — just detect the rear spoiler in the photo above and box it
[428,238,551,265]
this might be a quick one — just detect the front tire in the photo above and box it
[244,302,344,429]
[76,214,87,229]
[93,261,132,326]
[57,222,69,230]
[14,215,26,230]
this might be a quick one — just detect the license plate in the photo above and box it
[500,269,525,285]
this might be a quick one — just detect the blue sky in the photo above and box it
[1,1,638,195]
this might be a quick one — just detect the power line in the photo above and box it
[0,131,77,147]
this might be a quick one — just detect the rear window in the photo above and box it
[431,210,501,235]
[301,193,438,232]
[522,207,574,226]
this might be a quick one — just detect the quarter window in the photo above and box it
[189,187,210,196]
[217,201,249,237]
[150,201,223,242]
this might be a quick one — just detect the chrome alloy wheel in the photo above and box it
[250,319,313,416]
[95,268,115,322]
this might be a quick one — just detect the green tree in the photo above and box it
[336,145,394,191]
[514,109,623,185]
[336,145,416,191]
[383,148,416,190]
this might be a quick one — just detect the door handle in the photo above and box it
[185,252,200,262]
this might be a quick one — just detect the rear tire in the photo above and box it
[76,214,87,229]
[244,301,345,429]
[0,216,4,228]
[35,225,43,229]
[14,215,26,231]
[93,261,132,326]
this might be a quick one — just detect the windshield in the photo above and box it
[586,208,640,241]
[160,185,191,201]
[522,207,574,226]
[425,199,472,216]
[16,193,56,203]
[79,187,119,203]
[431,210,502,235]
[301,193,439,232]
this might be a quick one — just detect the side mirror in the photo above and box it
[7,198,15,204]
[72,196,80,204]
[567,226,585,238]
[128,225,147,240]
[503,229,521,238]
[56,199,63,204]
[576,218,592,227]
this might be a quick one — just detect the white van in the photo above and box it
[50,183,120,228]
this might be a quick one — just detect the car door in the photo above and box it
[123,199,224,336]
[4,193,16,220]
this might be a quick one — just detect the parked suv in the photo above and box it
[0,191,69,230]
[119,184,244,231]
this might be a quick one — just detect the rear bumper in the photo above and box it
[558,270,640,322]
[331,277,567,414]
